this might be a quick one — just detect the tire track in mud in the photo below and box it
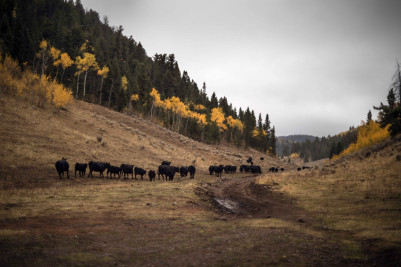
[208,174,310,223]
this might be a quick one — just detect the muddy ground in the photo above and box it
[1,171,396,266]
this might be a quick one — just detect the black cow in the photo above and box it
[241,165,250,173]
[240,165,245,173]
[247,157,253,164]
[74,163,87,177]
[260,157,264,161]
[161,161,171,166]
[280,168,284,172]
[268,167,279,173]
[188,165,196,179]
[55,158,69,179]
[120,164,134,179]
[134,167,147,180]
[88,161,109,178]
[224,165,231,174]
[224,165,237,174]
[180,166,189,177]
[250,165,262,174]
[209,166,214,175]
[158,165,179,181]
[297,167,302,171]
[148,170,156,181]
[107,165,121,178]
[213,165,224,177]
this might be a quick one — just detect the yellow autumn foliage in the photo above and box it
[193,104,206,111]
[97,65,109,78]
[211,107,227,132]
[290,153,300,158]
[54,53,73,69]
[332,121,390,160]
[149,88,208,126]
[226,116,243,132]
[50,47,61,62]
[121,76,128,91]
[130,94,139,101]
[0,53,73,109]
[52,83,73,108]
[39,39,48,50]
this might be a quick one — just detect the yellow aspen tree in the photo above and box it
[50,47,61,80]
[38,40,52,77]
[331,121,390,160]
[149,88,161,117]
[193,104,206,111]
[97,65,109,104]
[130,94,139,101]
[52,83,73,109]
[81,52,98,98]
[74,56,84,98]
[121,76,128,91]
[226,116,243,140]
[211,107,227,132]
[54,52,73,82]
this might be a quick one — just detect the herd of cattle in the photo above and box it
[55,159,195,181]
[55,156,310,180]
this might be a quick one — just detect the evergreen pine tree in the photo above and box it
[367,110,372,123]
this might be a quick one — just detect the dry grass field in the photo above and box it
[0,95,400,266]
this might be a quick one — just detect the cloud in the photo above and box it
[81,0,401,137]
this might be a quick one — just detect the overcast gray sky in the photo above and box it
[80,0,401,137]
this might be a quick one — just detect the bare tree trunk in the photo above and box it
[41,51,45,77]
[108,79,114,108]
[150,103,154,117]
[99,76,104,104]
[75,73,80,98]
[83,70,88,99]
[55,66,59,81]
[184,118,189,135]
[61,68,65,83]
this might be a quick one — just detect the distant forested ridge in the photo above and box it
[277,129,358,162]
[0,0,275,153]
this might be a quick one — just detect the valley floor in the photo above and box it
[1,167,400,266]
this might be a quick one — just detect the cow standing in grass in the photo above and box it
[209,166,214,175]
[88,161,109,178]
[120,164,134,179]
[75,163,87,177]
[107,165,121,178]
[180,166,189,178]
[55,158,69,179]
[188,165,196,179]
[148,170,156,181]
[134,167,146,180]
[213,165,224,177]
[158,165,179,181]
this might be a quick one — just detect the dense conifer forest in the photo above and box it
[2,0,399,159]
[0,0,276,152]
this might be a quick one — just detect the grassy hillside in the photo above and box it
[257,137,401,264]
[0,95,287,189]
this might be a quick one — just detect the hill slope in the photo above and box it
[0,95,289,188]
[1,95,400,265]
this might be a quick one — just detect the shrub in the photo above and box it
[0,53,73,109]
[332,121,390,160]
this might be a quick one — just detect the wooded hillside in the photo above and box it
[0,0,275,152]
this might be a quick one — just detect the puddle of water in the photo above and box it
[214,198,239,212]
